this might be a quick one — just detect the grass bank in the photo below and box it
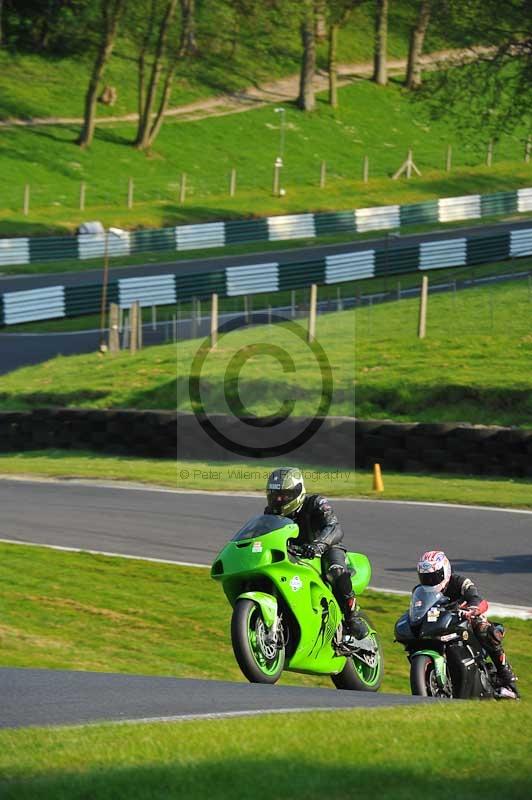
[0,452,532,509]
[0,76,530,236]
[0,704,531,800]
[2,280,532,427]
[0,542,530,800]
[1,542,530,691]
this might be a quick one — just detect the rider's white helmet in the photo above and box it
[417,550,451,593]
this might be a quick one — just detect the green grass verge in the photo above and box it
[0,705,531,800]
[0,451,532,508]
[0,543,530,800]
[2,279,532,427]
[0,74,530,237]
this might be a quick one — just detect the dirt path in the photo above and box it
[0,47,488,129]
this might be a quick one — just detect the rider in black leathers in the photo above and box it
[265,467,368,646]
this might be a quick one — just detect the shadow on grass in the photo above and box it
[1,759,529,800]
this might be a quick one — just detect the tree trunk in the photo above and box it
[135,0,178,150]
[314,0,327,41]
[77,0,124,149]
[328,22,339,108]
[145,61,178,148]
[178,0,198,57]
[0,0,4,46]
[138,0,158,123]
[405,0,431,89]
[298,2,316,112]
[373,0,389,86]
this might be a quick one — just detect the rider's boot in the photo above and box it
[342,596,369,648]
[494,654,520,699]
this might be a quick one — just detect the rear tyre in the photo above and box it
[331,615,383,691]
[231,598,285,684]
[410,654,453,697]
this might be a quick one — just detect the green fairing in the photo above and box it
[237,591,278,628]
[211,517,376,677]
[414,649,447,686]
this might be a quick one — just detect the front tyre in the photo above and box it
[231,598,285,684]
[331,616,383,691]
[410,654,453,697]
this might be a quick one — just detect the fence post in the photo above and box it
[291,290,296,319]
[191,296,198,338]
[320,161,327,188]
[418,275,428,339]
[130,301,139,354]
[229,168,237,197]
[108,303,120,353]
[336,286,343,311]
[487,140,493,167]
[79,181,86,211]
[179,173,187,204]
[525,135,531,164]
[308,283,317,343]
[127,177,134,209]
[272,158,282,196]
[152,305,157,331]
[23,184,30,216]
[446,144,452,172]
[363,155,369,183]
[210,293,218,349]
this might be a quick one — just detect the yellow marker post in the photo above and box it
[373,463,384,493]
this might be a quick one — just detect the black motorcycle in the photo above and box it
[395,585,503,699]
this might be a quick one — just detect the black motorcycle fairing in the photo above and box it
[394,612,416,644]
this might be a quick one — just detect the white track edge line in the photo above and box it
[0,473,532,514]
[2,537,530,619]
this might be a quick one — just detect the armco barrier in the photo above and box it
[0,187,531,270]
[0,410,530,477]
[2,223,532,327]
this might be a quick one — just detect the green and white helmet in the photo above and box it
[266,467,306,516]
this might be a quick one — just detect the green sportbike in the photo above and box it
[211,514,383,690]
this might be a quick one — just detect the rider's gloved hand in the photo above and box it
[460,605,481,621]
[300,543,317,559]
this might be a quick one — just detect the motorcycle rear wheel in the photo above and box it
[231,598,285,684]
[410,654,453,697]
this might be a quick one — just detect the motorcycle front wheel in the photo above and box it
[231,598,285,684]
[410,654,453,697]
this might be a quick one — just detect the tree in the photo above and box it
[326,1,364,108]
[178,0,197,57]
[134,0,178,150]
[77,0,126,149]
[420,0,532,137]
[298,0,316,111]
[373,0,389,86]
[405,0,432,89]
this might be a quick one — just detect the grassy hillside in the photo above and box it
[0,75,530,236]
[0,4,441,122]
[1,279,531,427]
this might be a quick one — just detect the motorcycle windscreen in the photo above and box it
[231,514,294,541]
[409,585,446,623]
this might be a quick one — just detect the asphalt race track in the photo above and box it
[1,478,529,728]
[1,478,530,606]
[0,668,440,729]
